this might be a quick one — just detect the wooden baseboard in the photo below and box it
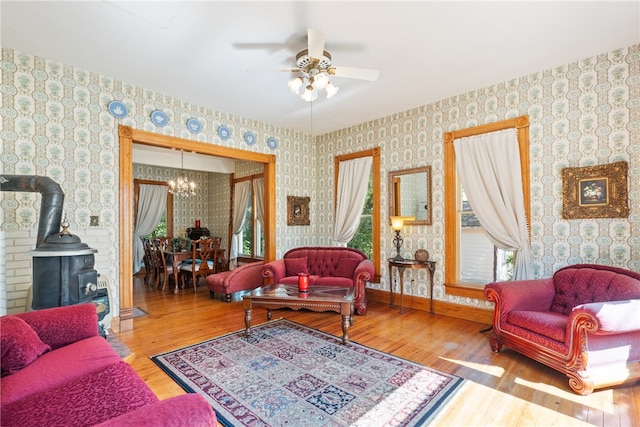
[366,288,493,325]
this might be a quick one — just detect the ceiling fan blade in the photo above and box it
[247,68,301,73]
[307,28,325,60]
[328,66,380,81]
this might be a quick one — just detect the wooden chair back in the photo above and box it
[142,238,153,285]
[181,238,216,292]
[211,236,227,272]
[151,237,171,289]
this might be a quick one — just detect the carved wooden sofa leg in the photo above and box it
[489,335,503,353]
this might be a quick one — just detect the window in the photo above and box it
[444,116,530,299]
[347,172,373,259]
[149,210,168,238]
[233,176,264,259]
[335,148,380,280]
[133,179,174,238]
[459,188,513,285]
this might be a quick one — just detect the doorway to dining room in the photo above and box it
[118,125,276,332]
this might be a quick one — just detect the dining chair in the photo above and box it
[142,238,153,286]
[152,238,174,290]
[180,238,215,292]
[211,236,226,273]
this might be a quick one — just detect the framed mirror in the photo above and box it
[389,166,432,225]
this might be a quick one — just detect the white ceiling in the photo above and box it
[2,1,639,136]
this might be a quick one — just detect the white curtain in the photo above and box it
[253,178,265,227]
[133,184,167,273]
[453,128,532,280]
[332,156,373,246]
[230,180,251,263]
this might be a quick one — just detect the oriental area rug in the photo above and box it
[151,319,464,427]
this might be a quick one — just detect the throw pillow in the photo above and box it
[284,257,309,276]
[335,258,361,278]
[1,316,51,376]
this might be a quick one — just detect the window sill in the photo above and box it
[444,282,486,300]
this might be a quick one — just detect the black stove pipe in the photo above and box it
[0,175,64,247]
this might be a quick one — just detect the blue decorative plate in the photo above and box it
[218,125,231,140]
[244,132,256,146]
[151,110,168,127]
[187,118,202,133]
[267,137,278,150]
[108,100,127,118]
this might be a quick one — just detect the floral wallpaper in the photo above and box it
[315,45,639,306]
[0,47,314,314]
[1,44,638,315]
[132,164,229,241]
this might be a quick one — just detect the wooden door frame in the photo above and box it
[118,125,276,331]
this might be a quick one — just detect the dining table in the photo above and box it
[163,249,225,294]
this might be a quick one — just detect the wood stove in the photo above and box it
[27,219,98,309]
[1,175,98,310]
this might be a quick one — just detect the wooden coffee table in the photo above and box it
[243,284,355,344]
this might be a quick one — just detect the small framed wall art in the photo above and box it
[561,161,629,219]
[287,196,310,226]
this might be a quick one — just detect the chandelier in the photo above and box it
[168,150,196,197]
[288,49,339,102]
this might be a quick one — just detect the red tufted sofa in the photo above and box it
[1,304,216,426]
[484,263,640,395]
[262,247,375,315]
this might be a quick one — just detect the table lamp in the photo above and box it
[390,216,415,261]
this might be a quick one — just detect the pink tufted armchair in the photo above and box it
[262,247,374,315]
[484,263,640,395]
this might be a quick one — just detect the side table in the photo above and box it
[388,258,436,314]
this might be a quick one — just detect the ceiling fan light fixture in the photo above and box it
[286,28,379,102]
[301,84,317,102]
[288,76,303,94]
[325,82,339,99]
[313,71,329,90]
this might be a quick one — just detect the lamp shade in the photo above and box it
[390,216,404,231]
[390,216,416,231]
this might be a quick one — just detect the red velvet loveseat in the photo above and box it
[262,247,375,315]
[1,304,216,426]
[484,263,640,395]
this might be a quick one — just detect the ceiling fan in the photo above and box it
[284,28,379,102]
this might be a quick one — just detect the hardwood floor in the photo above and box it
[118,275,640,427]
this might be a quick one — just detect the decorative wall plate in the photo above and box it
[414,249,429,262]
[187,118,202,133]
[244,132,256,146]
[267,137,278,150]
[108,100,127,118]
[151,110,168,126]
[218,125,231,140]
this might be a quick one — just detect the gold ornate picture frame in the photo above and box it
[561,161,629,219]
[287,196,310,226]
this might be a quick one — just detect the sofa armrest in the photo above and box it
[262,259,286,284]
[570,299,640,334]
[228,261,264,287]
[95,394,216,427]
[484,279,555,323]
[15,304,98,349]
[353,259,374,283]
[351,259,374,301]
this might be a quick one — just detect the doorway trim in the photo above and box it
[118,125,276,332]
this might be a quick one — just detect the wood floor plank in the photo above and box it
[117,275,640,426]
